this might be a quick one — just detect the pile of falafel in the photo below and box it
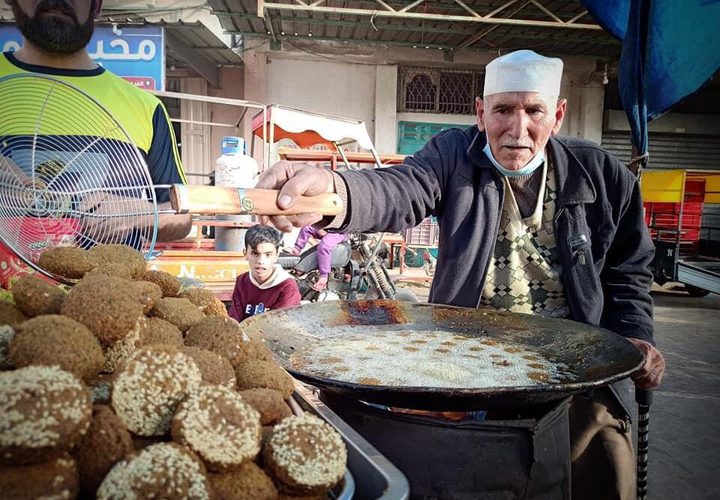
[0,244,347,500]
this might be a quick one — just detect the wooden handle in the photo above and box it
[170,185,343,216]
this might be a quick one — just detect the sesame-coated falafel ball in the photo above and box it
[112,346,202,436]
[152,297,206,333]
[208,461,278,500]
[131,280,162,315]
[87,244,147,279]
[140,270,181,297]
[0,454,79,500]
[0,301,28,327]
[181,346,237,388]
[11,274,65,317]
[179,287,228,317]
[62,275,145,348]
[239,388,293,425]
[139,317,184,348]
[85,262,135,280]
[171,384,262,472]
[75,405,134,496]
[0,366,92,465]
[263,413,347,495]
[97,443,210,500]
[235,359,295,399]
[38,246,95,279]
[10,315,104,384]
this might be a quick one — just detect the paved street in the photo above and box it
[644,286,720,500]
[393,272,720,499]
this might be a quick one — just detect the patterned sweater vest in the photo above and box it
[480,160,569,318]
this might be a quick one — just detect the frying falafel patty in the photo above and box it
[111,346,202,436]
[263,413,347,495]
[171,385,262,472]
[38,246,96,279]
[11,274,65,317]
[0,454,79,499]
[75,405,134,496]
[152,297,206,333]
[181,346,237,388]
[179,287,228,317]
[234,359,295,399]
[97,443,210,500]
[0,366,92,465]
[140,270,181,297]
[87,244,147,279]
[208,461,278,500]
[10,314,105,384]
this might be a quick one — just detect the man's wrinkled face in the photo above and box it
[8,0,95,54]
[476,92,566,171]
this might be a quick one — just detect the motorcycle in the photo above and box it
[278,233,417,302]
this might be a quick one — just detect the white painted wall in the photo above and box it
[265,56,377,144]
[208,66,245,163]
[244,43,607,156]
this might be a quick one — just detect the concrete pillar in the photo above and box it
[180,78,210,183]
[559,71,605,144]
[374,65,398,154]
[578,85,605,145]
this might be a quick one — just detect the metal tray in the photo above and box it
[291,382,410,500]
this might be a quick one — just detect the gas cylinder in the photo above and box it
[213,136,259,252]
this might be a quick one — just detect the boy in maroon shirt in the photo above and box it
[229,225,301,321]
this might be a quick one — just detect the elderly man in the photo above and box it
[0,0,191,244]
[259,50,665,499]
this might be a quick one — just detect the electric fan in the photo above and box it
[0,73,343,285]
[0,73,160,283]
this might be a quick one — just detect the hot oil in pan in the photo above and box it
[289,329,579,388]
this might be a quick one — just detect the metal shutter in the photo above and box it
[601,131,720,171]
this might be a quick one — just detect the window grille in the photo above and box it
[399,67,484,114]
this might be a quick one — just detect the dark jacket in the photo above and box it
[337,127,655,344]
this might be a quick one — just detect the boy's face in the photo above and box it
[247,242,279,284]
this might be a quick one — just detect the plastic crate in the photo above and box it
[404,218,438,246]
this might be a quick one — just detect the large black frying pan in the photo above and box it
[241,300,644,411]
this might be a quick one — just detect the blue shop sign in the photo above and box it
[0,25,165,91]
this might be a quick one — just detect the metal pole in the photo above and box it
[636,388,653,500]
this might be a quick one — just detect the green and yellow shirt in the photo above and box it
[0,51,185,202]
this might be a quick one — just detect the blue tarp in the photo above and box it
[582,0,720,166]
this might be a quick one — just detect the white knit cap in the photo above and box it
[483,50,563,98]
